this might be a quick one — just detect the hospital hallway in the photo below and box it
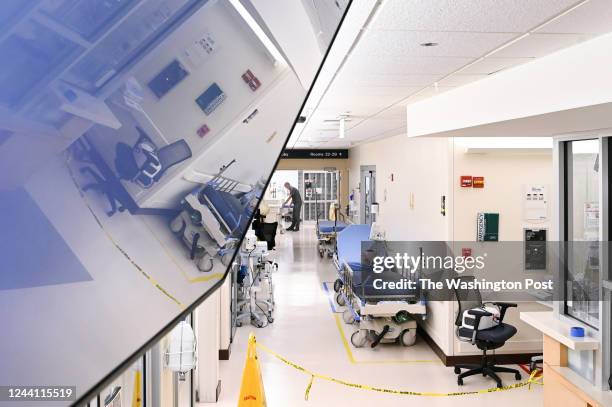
[213,224,543,407]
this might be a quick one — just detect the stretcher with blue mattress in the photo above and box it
[316,208,350,258]
[333,223,426,348]
[170,161,262,272]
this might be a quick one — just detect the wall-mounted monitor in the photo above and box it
[195,82,226,115]
[147,59,189,99]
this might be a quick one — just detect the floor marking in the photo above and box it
[140,217,224,284]
[326,283,441,365]
[334,313,356,364]
[322,282,342,313]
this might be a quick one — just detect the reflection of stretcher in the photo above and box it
[333,224,426,348]
[170,162,262,272]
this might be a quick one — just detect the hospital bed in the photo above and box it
[316,204,349,258]
[170,161,263,272]
[334,224,426,348]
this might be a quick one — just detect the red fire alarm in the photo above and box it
[197,124,210,138]
[461,247,472,258]
[472,177,485,188]
[460,175,473,187]
[242,69,261,91]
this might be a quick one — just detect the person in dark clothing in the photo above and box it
[283,182,302,231]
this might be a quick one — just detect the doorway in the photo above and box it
[360,165,376,224]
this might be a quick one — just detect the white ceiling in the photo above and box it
[289,0,612,149]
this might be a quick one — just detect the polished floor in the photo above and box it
[214,225,543,406]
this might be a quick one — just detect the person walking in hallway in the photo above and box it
[283,182,302,231]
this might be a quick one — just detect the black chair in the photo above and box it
[252,210,278,250]
[115,127,192,188]
[453,275,522,388]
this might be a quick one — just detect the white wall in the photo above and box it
[135,0,285,154]
[348,134,452,241]
[450,148,553,242]
[348,135,554,355]
[142,70,305,208]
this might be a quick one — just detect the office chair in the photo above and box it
[115,127,192,188]
[453,275,522,388]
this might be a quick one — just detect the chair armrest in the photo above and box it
[466,309,493,344]
[493,302,517,322]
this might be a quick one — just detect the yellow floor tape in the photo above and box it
[333,313,441,365]
[253,336,543,400]
[139,217,225,284]
[66,160,184,309]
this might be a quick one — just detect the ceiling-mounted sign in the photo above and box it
[281,149,348,159]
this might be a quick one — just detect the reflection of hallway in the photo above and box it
[215,225,543,406]
[0,156,225,402]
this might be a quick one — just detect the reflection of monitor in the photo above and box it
[104,386,122,407]
[195,83,226,115]
[148,60,189,99]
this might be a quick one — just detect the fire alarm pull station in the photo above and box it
[472,177,485,188]
[460,176,473,187]
[462,247,472,258]
[242,69,261,91]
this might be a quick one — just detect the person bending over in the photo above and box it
[283,182,302,231]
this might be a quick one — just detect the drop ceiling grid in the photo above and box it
[370,0,583,33]
[296,0,611,148]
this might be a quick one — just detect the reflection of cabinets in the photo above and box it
[0,0,207,187]
[0,0,205,118]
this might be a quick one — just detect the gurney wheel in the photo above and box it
[267,316,274,323]
[197,256,214,272]
[342,309,355,324]
[400,329,414,347]
[318,249,324,258]
[454,366,461,374]
[335,293,346,306]
[351,331,367,348]
[169,216,185,235]
[221,252,233,266]
[333,279,343,293]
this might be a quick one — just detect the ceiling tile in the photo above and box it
[333,73,443,87]
[438,74,489,87]
[346,52,473,75]
[357,30,516,58]
[459,57,534,74]
[492,32,591,58]
[538,0,612,35]
[371,0,580,33]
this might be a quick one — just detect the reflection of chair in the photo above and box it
[453,275,522,388]
[80,167,125,216]
[115,127,192,188]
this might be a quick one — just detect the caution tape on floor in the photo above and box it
[65,158,184,309]
[254,340,543,400]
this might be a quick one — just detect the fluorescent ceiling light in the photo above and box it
[228,0,286,65]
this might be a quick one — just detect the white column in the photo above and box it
[219,275,232,355]
[196,291,221,403]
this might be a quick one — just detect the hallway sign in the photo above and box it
[281,149,348,159]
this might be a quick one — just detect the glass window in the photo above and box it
[565,139,600,327]
[0,20,81,106]
[39,0,137,41]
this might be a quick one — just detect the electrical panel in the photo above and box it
[523,185,547,221]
